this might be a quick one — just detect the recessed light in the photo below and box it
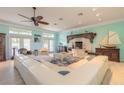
[96,13,100,17]
[92,8,97,12]
[54,23,57,25]
[59,18,63,20]
[98,18,102,21]
[78,12,83,16]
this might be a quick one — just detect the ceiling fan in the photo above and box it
[18,7,49,26]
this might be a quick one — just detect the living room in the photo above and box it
[1,0,124,92]
[0,7,124,86]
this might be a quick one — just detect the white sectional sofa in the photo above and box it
[14,54,109,85]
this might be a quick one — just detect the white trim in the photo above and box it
[9,27,32,36]
[62,18,124,32]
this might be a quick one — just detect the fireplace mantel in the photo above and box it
[67,32,96,43]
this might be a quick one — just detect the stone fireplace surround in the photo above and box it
[67,32,96,52]
[68,37,92,52]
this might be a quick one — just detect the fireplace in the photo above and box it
[68,37,92,51]
[75,42,83,49]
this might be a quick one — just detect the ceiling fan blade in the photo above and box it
[18,14,31,20]
[36,16,43,20]
[38,21,49,25]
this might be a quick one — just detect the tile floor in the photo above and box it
[0,60,124,85]
[0,60,25,85]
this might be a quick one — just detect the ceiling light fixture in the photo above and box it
[96,13,100,17]
[92,8,97,12]
[78,12,83,16]
[59,18,63,20]
[54,23,57,25]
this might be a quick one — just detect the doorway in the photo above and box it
[10,37,31,57]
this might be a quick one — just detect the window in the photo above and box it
[23,39,31,50]
[9,28,32,36]
[43,39,49,49]
[42,33,54,38]
[11,38,20,55]
[9,28,32,57]
[42,33,55,52]
[10,37,31,55]
[49,39,54,52]
[11,38,20,49]
[42,39,54,52]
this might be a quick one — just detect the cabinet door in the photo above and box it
[0,34,5,61]
[96,48,120,62]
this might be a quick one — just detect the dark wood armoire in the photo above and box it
[0,33,6,62]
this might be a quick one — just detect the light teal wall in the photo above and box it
[32,30,43,50]
[1,20,124,61]
[54,33,58,52]
[32,30,58,51]
[57,21,124,62]
[0,24,9,59]
[0,24,57,59]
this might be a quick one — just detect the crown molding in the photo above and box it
[62,18,124,32]
[0,19,56,33]
[1,18,124,33]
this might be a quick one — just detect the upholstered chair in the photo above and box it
[18,48,28,55]
[40,48,49,55]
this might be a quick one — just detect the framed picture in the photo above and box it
[34,34,41,43]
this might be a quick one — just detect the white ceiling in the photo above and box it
[0,7,124,31]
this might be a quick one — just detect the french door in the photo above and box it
[42,38,54,52]
[10,37,31,56]
[23,38,31,50]
[10,38,20,56]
